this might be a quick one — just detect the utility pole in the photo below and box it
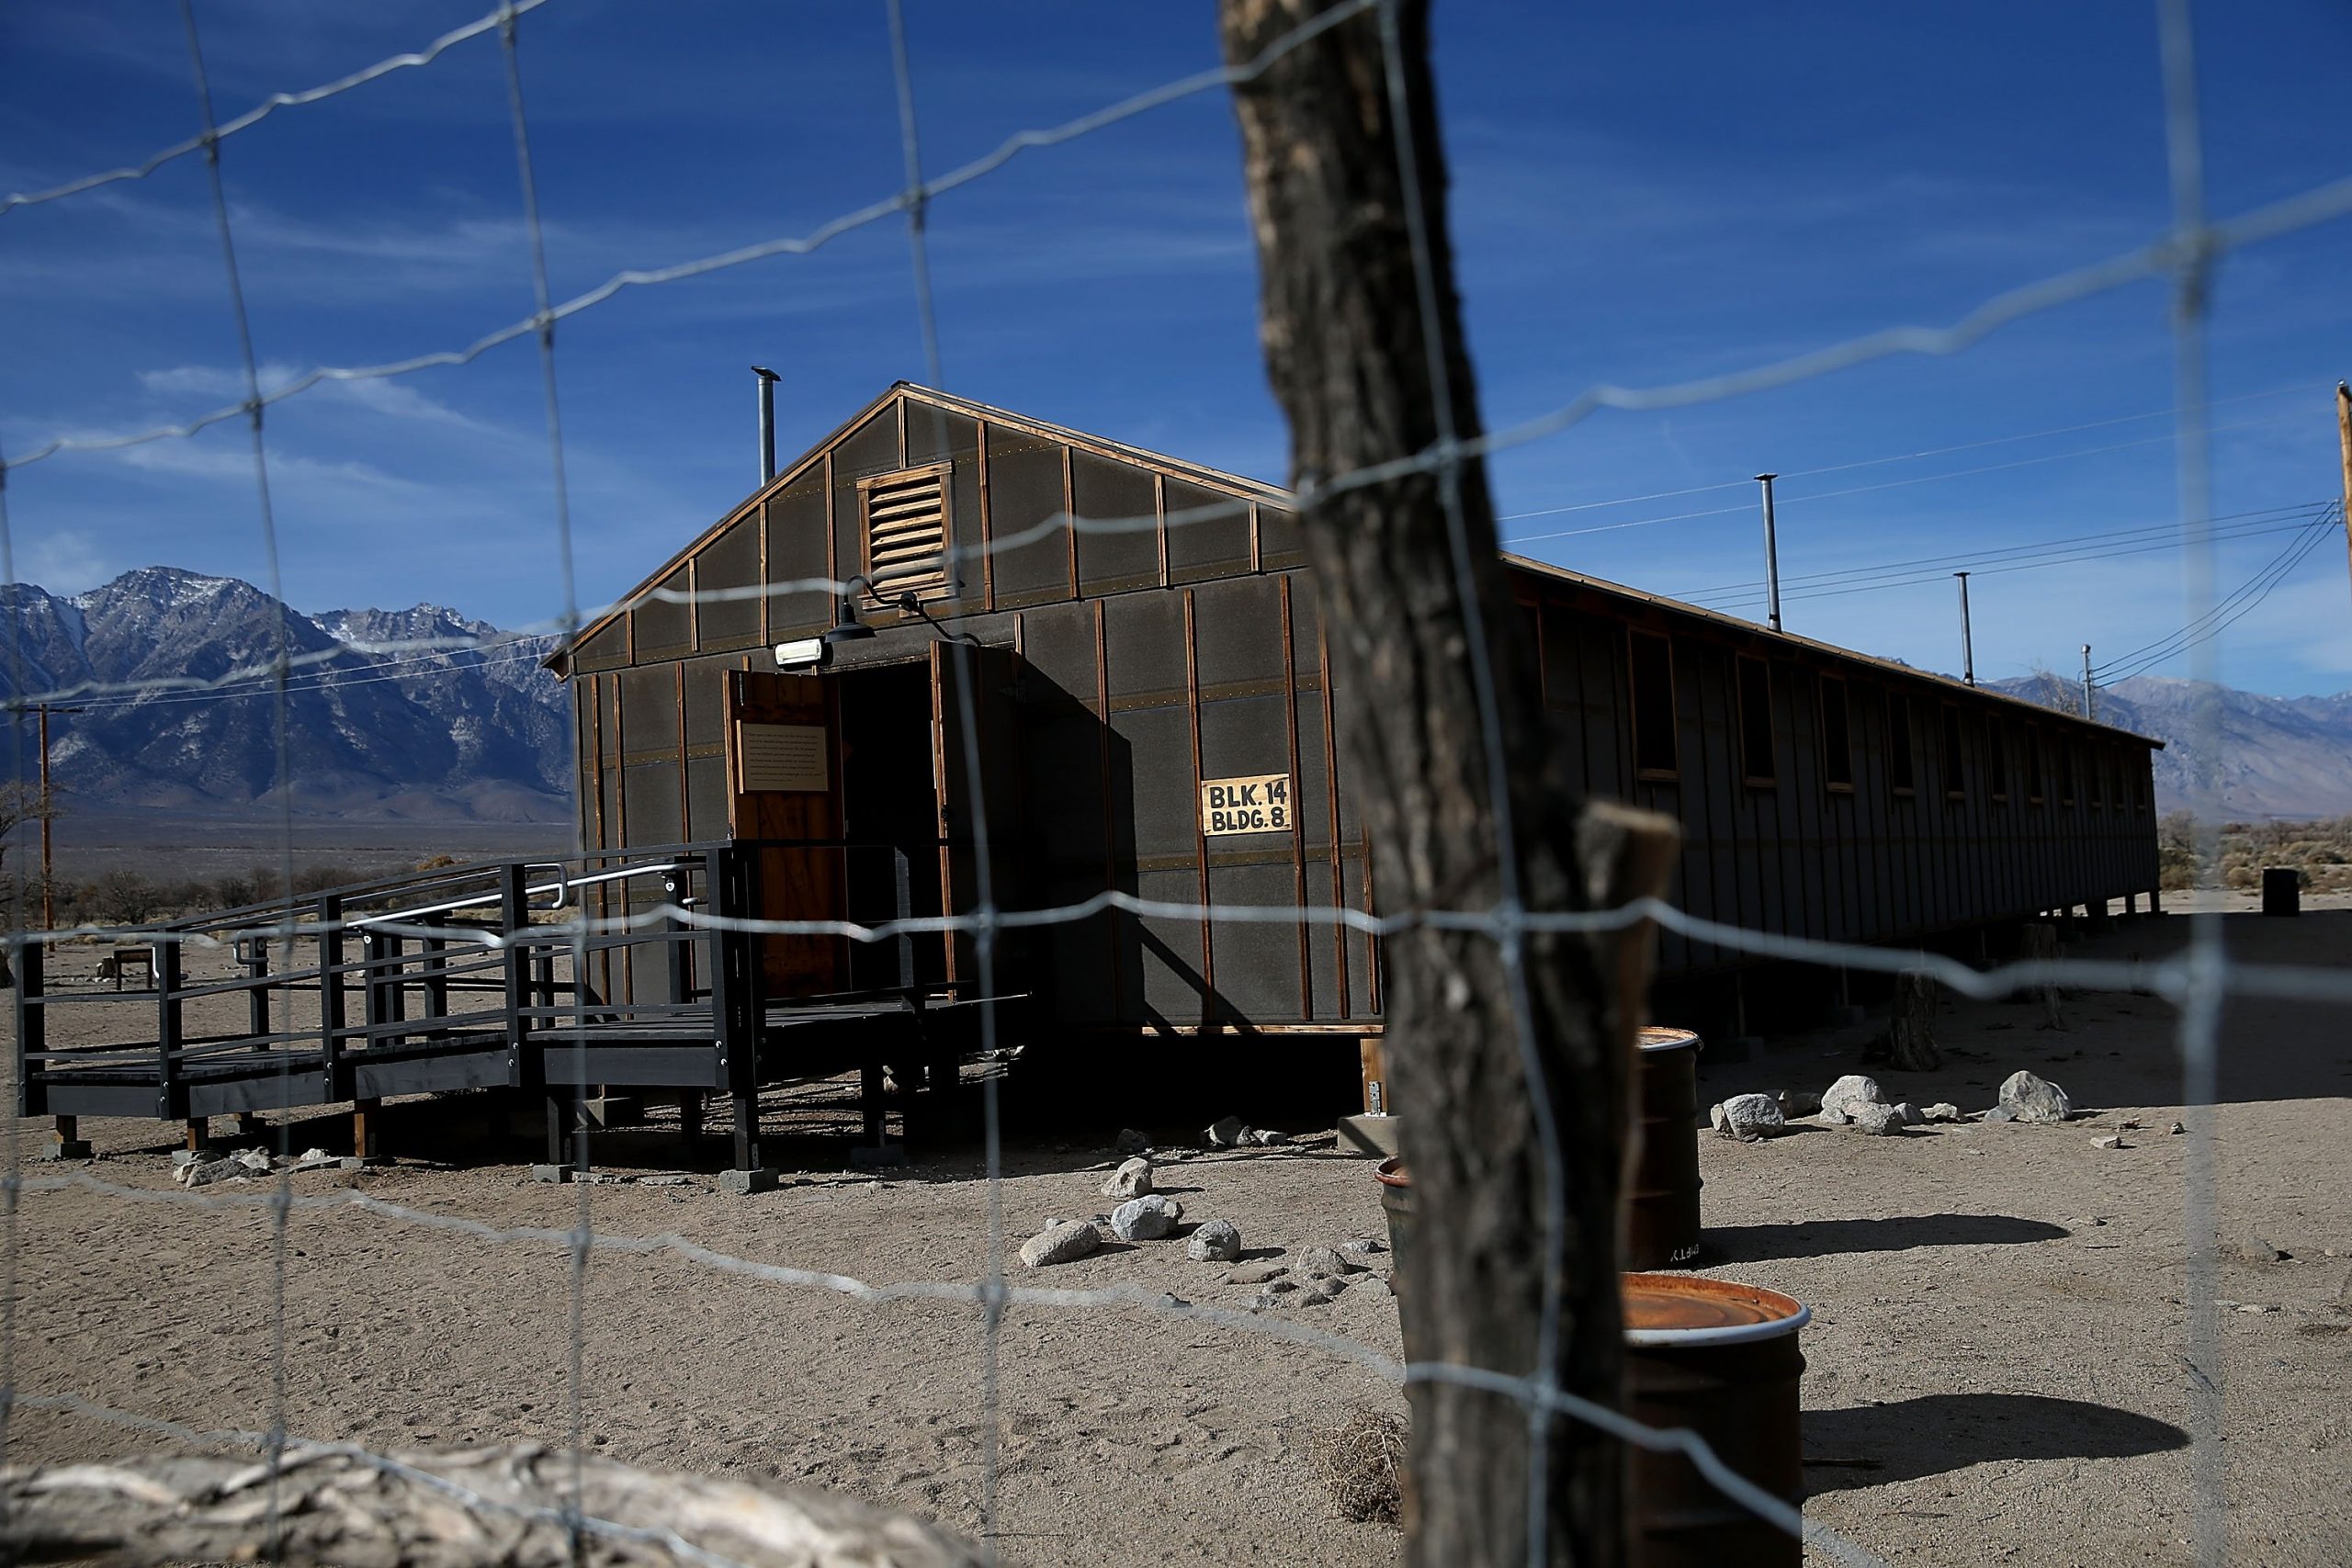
[753,366,780,487]
[2337,381,2351,610]
[1955,571,1975,686]
[34,702,80,929]
[2082,644,2095,720]
[1756,472,1783,633]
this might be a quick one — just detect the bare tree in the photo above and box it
[1221,3,1676,1563]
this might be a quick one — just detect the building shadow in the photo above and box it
[1704,1213,2068,1263]
[1804,1392,2188,1489]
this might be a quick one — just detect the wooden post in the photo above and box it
[500,865,531,1088]
[154,941,184,1122]
[318,895,346,1100]
[1217,5,1660,1561]
[1886,971,1941,1072]
[13,936,45,1119]
[243,934,270,1043]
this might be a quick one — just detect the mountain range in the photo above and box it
[2,568,570,824]
[1995,671,2352,821]
[4,568,2347,829]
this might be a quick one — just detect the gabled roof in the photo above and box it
[548,384,2161,749]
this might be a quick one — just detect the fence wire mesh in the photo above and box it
[0,0,2343,1563]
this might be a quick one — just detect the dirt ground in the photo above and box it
[6,892,2349,1565]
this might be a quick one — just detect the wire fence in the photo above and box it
[1,0,2345,1563]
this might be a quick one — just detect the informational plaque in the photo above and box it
[1199,772,1292,836]
[737,722,830,793]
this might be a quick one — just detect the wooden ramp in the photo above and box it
[11,841,1005,1179]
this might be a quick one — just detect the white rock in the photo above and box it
[1248,1128,1291,1146]
[231,1148,273,1176]
[1205,1116,1248,1149]
[1892,1102,1925,1126]
[1998,1069,2073,1124]
[1187,1219,1242,1261]
[1100,1156,1154,1200]
[1778,1088,1825,1118]
[1226,1260,1287,1286]
[1110,1194,1183,1242]
[176,1156,244,1189]
[1846,1102,1904,1136]
[2092,1134,2130,1150]
[1922,1102,1964,1123]
[1340,1237,1386,1256]
[1819,1075,1887,1124]
[1295,1245,1361,1280]
[1019,1220,1101,1268]
[1714,1092,1784,1141]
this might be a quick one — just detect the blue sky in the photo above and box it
[3,0,2348,695]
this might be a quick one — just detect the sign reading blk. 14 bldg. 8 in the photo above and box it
[1200,773,1293,836]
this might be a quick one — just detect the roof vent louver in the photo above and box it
[861,464,953,603]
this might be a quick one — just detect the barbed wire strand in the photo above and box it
[5,2,2346,1558]
[880,6,1011,1554]
[0,0,555,217]
[491,1,595,1555]
[175,1,304,1555]
[1,0,1383,475]
[2153,1,2227,1562]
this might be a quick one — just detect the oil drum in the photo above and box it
[1627,1026,1703,1269]
[1374,1156,1412,1296]
[1623,1271,1808,1568]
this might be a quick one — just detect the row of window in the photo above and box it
[1626,630,2149,809]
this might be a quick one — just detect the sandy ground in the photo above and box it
[5,892,2349,1565]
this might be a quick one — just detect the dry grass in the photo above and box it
[1309,1408,1408,1526]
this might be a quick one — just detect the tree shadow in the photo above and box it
[1705,1213,2068,1263]
[1804,1393,2188,1488]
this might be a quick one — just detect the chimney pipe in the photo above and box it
[1955,571,1976,686]
[752,367,780,486]
[1755,473,1783,633]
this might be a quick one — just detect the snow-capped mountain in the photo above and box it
[2,568,570,823]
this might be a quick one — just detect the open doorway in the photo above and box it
[836,660,949,989]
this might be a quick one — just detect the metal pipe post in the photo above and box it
[1955,571,1976,686]
[1755,473,1783,633]
[2082,644,2095,720]
[2336,382,2352,612]
[753,366,780,486]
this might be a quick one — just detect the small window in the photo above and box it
[859,463,954,602]
[1629,630,1679,778]
[1818,675,1854,792]
[2025,727,2046,805]
[1736,655,1776,786]
[1886,691,1917,795]
[2057,740,2076,807]
[1986,721,2009,804]
[1939,704,1966,798]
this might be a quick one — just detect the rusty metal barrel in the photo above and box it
[1623,1272,1808,1568]
[1628,1025,1704,1269]
[1374,1156,1412,1294]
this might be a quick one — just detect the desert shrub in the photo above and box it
[1309,1408,1408,1526]
[85,870,159,926]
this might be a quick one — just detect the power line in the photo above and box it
[1495,380,2311,524]
[2093,503,2344,680]
[1669,500,2333,602]
[1503,407,2308,547]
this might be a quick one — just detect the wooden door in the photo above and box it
[726,669,847,997]
[931,642,1024,988]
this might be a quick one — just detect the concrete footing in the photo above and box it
[719,1168,778,1195]
[40,1141,94,1162]
[528,1163,573,1184]
[1336,1113,1400,1158]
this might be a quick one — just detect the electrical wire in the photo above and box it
[1493,380,2311,523]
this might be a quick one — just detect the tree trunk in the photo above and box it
[1219,4,1671,1562]
[1885,970,1940,1072]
